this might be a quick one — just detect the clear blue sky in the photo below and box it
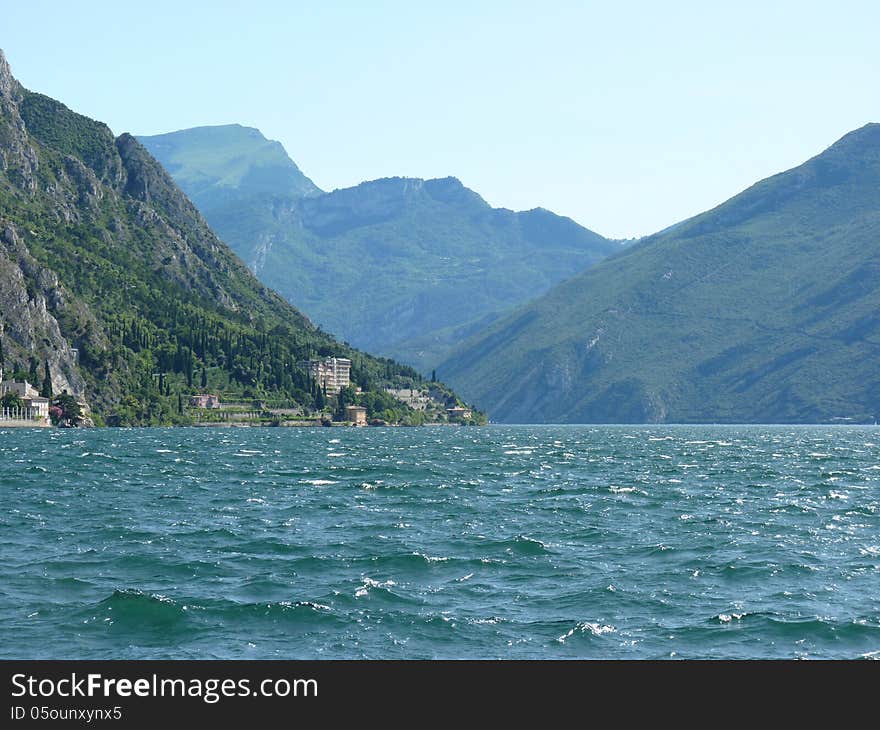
[3,0,878,238]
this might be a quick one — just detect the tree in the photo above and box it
[1,391,22,410]
[52,393,82,425]
[334,385,358,420]
[48,405,63,424]
[41,360,53,398]
[9,369,30,383]
[431,369,436,383]
[201,365,207,389]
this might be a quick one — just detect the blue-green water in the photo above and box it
[1,425,878,659]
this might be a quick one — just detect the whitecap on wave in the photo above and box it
[557,621,616,642]
[355,577,396,598]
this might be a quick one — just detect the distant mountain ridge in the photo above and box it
[139,126,619,371]
[439,123,880,423]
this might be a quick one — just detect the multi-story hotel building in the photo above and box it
[300,357,352,396]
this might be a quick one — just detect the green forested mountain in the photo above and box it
[440,124,880,424]
[0,50,465,425]
[139,127,619,371]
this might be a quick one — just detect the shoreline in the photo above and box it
[0,421,481,430]
[191,420,474,428]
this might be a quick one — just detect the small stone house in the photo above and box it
[344,405,367,426]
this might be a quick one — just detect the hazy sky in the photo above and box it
[4,1,878,238]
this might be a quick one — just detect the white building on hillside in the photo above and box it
[300,357,351,396]
[385,388,432,411]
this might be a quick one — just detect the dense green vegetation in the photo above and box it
[332,381,487,426]
[139,127,620,371]
[19,92,119,179]
[441,124,880,424]
[0,52,479,426]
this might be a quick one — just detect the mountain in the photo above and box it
[0,49,468,425]
[439,124,880,424]
[138,127,619,371]
[136,124,322,206]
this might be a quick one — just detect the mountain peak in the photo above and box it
[0,48,16,98]
[427,175,463,186]
[423,176,487,207]
[138,125,322,204]
[152,123,268,141]
[661,122,880,242]
[824,122,880,154]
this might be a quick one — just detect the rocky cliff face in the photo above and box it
[0,222,86,396]
[0,47,261,414]
[0,52,37,184]
[0,51,87,397]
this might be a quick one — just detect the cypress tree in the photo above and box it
[201,365,207,389]
[41,360,53,398]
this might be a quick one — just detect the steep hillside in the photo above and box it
[440,124,880,423]
[139,127,619,371]
[0,50,464,425]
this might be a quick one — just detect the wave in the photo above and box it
[77,589,346,636]
[708,611,880,640]
[345,577,423,607]
[480,535,552,556]
[557,621,617,643]
[358,552,455,571]
[81,589,191,633]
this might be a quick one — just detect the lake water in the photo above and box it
[1,425,878,659]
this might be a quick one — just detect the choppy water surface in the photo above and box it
[0,425,878,659]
